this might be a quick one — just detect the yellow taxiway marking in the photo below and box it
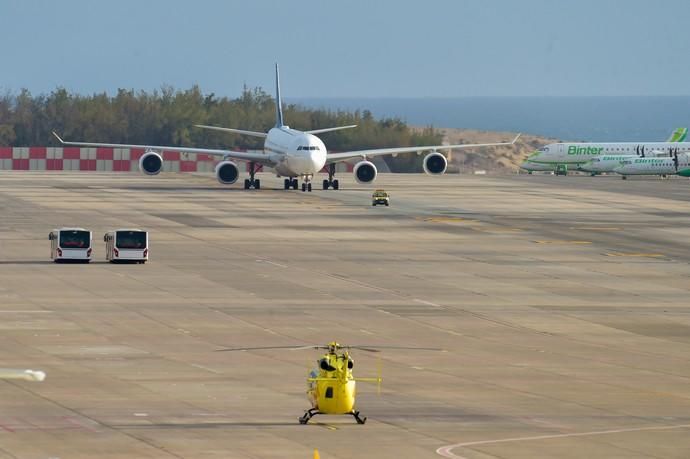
[418,216,478,224]
[316,423,338,431]
[605,252,664,258]
[571,226,621,231]
[533,240,592,245]
[480,228,523,233]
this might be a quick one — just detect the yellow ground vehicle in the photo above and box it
[372,189,390,206]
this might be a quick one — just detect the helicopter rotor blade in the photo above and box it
[348,345,445,352]
[215,345,321,352]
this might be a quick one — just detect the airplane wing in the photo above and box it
[325,134,521,164]
[52,132,276,166]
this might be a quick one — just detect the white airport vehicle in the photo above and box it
[53,64,519,192]
[49,228,92,263]
[0,368,46,381]
[523,127,688,173]
[104,229,148,263]
[613,150,690,179]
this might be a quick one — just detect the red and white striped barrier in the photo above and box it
[0,147,354,173]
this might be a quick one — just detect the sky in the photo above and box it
[2,0,689,98]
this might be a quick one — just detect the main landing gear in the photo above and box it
[244,162,260,189]
[322,163,339,190]
[298,409,367,425]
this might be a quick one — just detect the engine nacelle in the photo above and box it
[138,150,163,176]
[353,160,377,184]
[215,161,240,185]
[423,151,447,175]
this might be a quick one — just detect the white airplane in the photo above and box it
[523,128,689,173]
[0,368,46,381]
[614,149,690,179]
[53,64,520,192]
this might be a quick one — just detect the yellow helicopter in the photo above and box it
[218,341,441,424]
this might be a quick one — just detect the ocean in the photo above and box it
[290,97,690,142]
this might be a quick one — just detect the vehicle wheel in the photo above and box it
[622,176,627,180]
[302,183,307,192]
[372,203,376,206]
[244,179,251,189]
[333,179,339,190]
[254,179,261,190]
[307,183,312,192]
[385,202,389,206]
[323,179,329,190]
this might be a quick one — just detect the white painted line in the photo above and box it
[190,363,223,375]
[414,299,442,308]
[436,423,690,458]
[0,310,53,313]
[359,329,374,335]
[256,259,288,268]
[133,413,148,417]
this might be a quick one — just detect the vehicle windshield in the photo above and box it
[116,231,147,249]
[59,230,91,249]
[373,191,388,197]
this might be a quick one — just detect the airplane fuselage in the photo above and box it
[528,142,690,165]
[264,127,327,177]
[614,155,690,176]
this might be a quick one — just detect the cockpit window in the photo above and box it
[298,146,320,151]
[539,147,549,152]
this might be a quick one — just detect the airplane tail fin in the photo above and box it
[667,127,687,142]
[275,63,284,128]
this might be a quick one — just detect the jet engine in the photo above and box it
[138,150,164,175]
[215,160,240,185]
[423,151,447,175]
[353,160,377,184]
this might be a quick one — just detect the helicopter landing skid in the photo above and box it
[298,409,367,425]
[350,410,367,424]
[299,408,319,424]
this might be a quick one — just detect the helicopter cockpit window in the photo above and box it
[319,359,336,372]
[325,387,334,398]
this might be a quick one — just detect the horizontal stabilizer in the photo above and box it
[194,125,268,138]
[306,125,358,135]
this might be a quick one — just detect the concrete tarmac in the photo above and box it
[0,171,689,458]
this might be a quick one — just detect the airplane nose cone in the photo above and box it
[311,150,326,173]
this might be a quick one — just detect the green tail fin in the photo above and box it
[667,127,687,142]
